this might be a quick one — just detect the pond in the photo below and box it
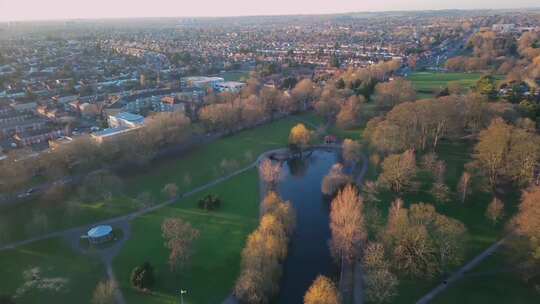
[274,149,340,304]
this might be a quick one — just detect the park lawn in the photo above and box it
[0,114,313,246]
[123,114,314,198]
[114,169,260,304]
[220,70,250,82]
[0,195,138,245]
[433,250,540,304]
[0,238,104,303]
[363,140,521,303]
[408,72,485,97]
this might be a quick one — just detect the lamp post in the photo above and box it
[179,289,187,304]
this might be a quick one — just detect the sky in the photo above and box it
[1,0,539,22]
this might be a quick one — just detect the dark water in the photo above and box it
[275,149,339,304]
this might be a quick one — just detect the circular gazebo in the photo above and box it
[87,225,113,244]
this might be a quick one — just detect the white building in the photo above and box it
[182,76,224,89]
[213,81,246,93]
[492,24,516,33]
[108,112,145,128]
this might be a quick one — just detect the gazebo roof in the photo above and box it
[87,225,113,238]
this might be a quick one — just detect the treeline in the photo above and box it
[446,30,540,87]
[364,92,540,188]
[234,191,296,304]
[198,78,320,134]
[311,60,408,128]
[0,112,191,193]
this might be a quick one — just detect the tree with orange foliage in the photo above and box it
[289,123,312,153]
[330,185,367,263]
[304,275,341,304]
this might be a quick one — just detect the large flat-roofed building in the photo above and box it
[108,112,145,128]
[90,126,138,144]
[213,81,246,93]
[182,76,224,89]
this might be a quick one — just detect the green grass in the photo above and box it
[0,114,311,246]
[113,169,260,304]
[0,238,104,303]
[433,250,540,304]
[408,72,485,97]
[365,140,521,303]
[0,196,138,245]
[220,70,250,82]
[123,114,310,198]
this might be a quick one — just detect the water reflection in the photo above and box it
[274,149,339,304]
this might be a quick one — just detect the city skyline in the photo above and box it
[1,0,540,22]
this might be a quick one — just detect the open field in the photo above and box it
[407,72,505,98]
[114,169,260,304]
[0,114,309,246]
[0,238,104,303]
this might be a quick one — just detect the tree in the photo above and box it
[511,186,540,282]
[289,123,311,153]
[363,243,398,303]
[485,198,505,225]
[430,182,451,203]
[78,170,123,202]
[336,95,364,129]
[259,159,282,190]
[92,280,116,304]
[383,201,467,278]
[342,139,362,166]
[130,262,155,290]
[330,185,367,263]
[457,172,472,203]
[291,79,319,112]
[374,78,416,109]
[197,194,221,211]
[161,218,200,271]
[362,180,381,204]
[162,183,178,199]
[304,275,341,304]
[378,150,417,193]
[475,75,497,100]
[473,118,540,187]
[136,192,155,209]
[322,164,352,196]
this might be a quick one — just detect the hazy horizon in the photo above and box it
[1,0,540,22]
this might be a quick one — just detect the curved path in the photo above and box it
[0,145,368,304]
[0,147,287,253]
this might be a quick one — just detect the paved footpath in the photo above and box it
[416,237,508,304]
[0,150,275,252]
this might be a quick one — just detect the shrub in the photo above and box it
[130,262,155,291]
[198,194,221,211]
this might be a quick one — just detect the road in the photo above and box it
[415,237,508,304]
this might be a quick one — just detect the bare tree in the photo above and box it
[161,218,200,272]
[342,139,362,166]
[259,159,282,190]
[92,280,117,304]
[322,164,352,196]
[363,243,398,304]
[162,183,179,199]
[378,150,417,193]
[485,198,505,225]
[330,185,367,263]
[457,172,472,203]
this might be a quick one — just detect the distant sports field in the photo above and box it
[408,72,487,98]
